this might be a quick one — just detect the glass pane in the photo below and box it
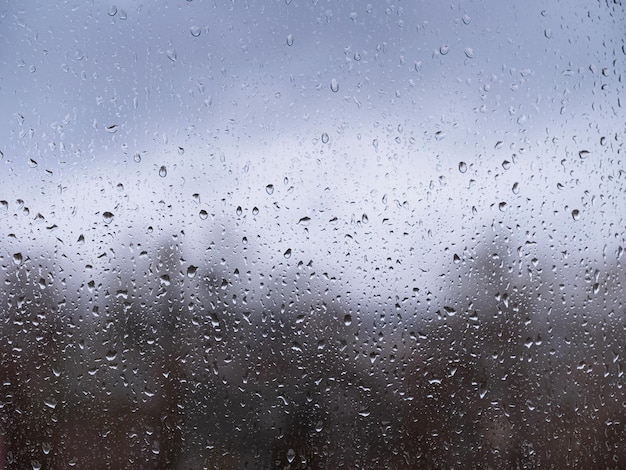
[1,0,624,467]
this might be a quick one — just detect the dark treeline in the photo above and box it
[1,231,625,469]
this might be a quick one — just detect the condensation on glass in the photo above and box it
[0,1,625,468]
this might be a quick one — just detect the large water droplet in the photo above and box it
[458,161,467,173]
[102,211,114,224]
[284,248,292,259]
[572,209,581,221]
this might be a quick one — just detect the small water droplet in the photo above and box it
[105,350,117,361]
[458,161,467,173]
[321,132,329,144]
[187,265,198,279]
[344,314,352,326]
[544,28,552,39]
[512,182,520,194]
[354,51,361,61]
[453,253,461,264]
[502,160,511,170]
[266,184,274,195]
[166,49,177,62]
[108,5,117,16]
[13,253,23,265]
[462,14,471,25]
[286,34,293,46]
[236,206,243,216]
[284,248,292,259]
[159,166,167,177]
[252,207,259,216]
[439,45,449,55]
[199,209,208,220]
[190,26,202,37]
[498,202,508,212]
[330,78,339,92]
[578,150,590,159]
[287,449,296,463]
[133,153,141,163]
[572,209,580,221]
[105,124,118,133]
[102,211,114,223]
[464,47,474,58]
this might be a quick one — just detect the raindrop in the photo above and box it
[321,132,329,144]
[252,207,259,216]
[361,213,369,224]
[544,28,552,39]
[354,52,361,61]
[199,210,208,220]
[512,182,520,194]
[13,253,23,265]
[287,449,296,463]
[502,160,511,170]
[28,159,38,168]
[108,5,117,16]
[190,26,202,37]
[266,184,274,195]
[286,34,293,46]
[118,9,127,20]
[105,350,117,362]
[453,253,461,264]
[166,49,177,62]
[178,146,185,155]
[464,47,474,58]
[187,265,198,279]
[236,206,243,216]
[330,78,339,92]
[159,166,167,177]
[458,161,467,173]
[498,202,508,212]
[462,14,471,24]
[102,211,114,224]
[284,248,292,259]
[105,124,118,133]
[344,314,352,326]
[133,153,141,163]
[578,150,590,159]
[439,45,449,55]
[572,209,581,221]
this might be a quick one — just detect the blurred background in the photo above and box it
[1,0,625,468]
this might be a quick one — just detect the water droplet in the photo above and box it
[286,34,293,46]
[502,160,511,170]
[287,449,296,463]
[439,45,449,55]
[177,146,185,155]
[108,5,117,16]
[572,209,581,221]
[166,49,177,62]
[354,51,361,61]
[102,211,114,224]
[105,350,117,362]
[544,28,552,39]
[498,202,508,212]
[330,78,339,92]
[190,26,202,37]
[284,248,292,259]
[453,254,461,264]
[199,209,208,220]
[361,214,368,224]
[344,314,352,326]
[266,184,274,195]
[236,206,243,216]
[512,182,520,194]
[133,153,141,163]
[105,124,118,133]
[28,158,38,168]
[464,47,474,58]
[458,161,467,173]
[187,265,198,279]
[321,132,329,144]
[159,166,167,177]
[578,150,590,159]
[462,14,471,25]
[252,207,259,216]
[13,253,23,265]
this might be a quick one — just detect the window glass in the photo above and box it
[1,1,625,467]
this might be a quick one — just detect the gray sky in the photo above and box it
[1,0,624,311]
